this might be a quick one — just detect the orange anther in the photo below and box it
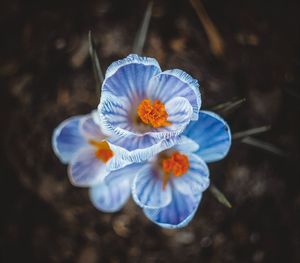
[137,99,171,128]
[162,152,189,176]
[161,152,189,189]
[89,140,114,163]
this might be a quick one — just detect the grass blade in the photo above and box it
[88,30,104,97]
[132,1,153,55]
[220,98,246,113]
[210,184,232,208]
[209,100,233,111]
[190,0,224,57]
[232,126,271,140]
[210,97,246,114]
[242,136,288,158]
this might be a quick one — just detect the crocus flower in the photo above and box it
[97,54,201,168]
[52,111,142,212]
[52,53,231,228]
[104,110,231,228]
[52,109,230,227]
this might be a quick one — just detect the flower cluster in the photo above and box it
[52,54,231,228]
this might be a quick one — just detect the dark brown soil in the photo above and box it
[1,0,300,262]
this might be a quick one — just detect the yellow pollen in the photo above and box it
[161,152,189,189]
[89,140,114,163]
[137,99,171,128]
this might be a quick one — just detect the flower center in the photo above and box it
[137,99,171,128]
[89,140,114,163]
[161,152,189,189]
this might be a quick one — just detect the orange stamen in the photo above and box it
[161,152,189,189]
[137,99,171,128]
[89,140,114,163]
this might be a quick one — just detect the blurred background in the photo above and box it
[1,0,300,262]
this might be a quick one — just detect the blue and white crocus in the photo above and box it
[97,54,201,169]
[52,54,232,228]
[52,111,141,212]
[104,110,231,228]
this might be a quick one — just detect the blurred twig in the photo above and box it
[190,0,224,57]
[210,97,246,114]
[88,30,104,97]
[210,184,232,208]
[242,137,288,158]
[209,100,233,111]
[232,126,271,140]
[132,1,153,55]
[219,98,246,114]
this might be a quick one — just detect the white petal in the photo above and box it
[183,111,231,162]
[146,69,201,120]
[52,115,87,164]
[132,164,172,209]
[68,147,107,187]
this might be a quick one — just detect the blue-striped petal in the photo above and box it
[106,135,180,170]
[104,163,145,185]
[98,94,133,137]
[90,163,146,213]
[92,110,114,137]
[98,54,161,136]
[89,177,131,213]
[173,135,199,153]
[146,69,201,120]
[183,111,231,162]
[68,147,107,187]
[99,95,193,140]
[153,97,193,138]
[143,189,202,229]
[79,112,107,141]
[52,115,87,164]
[132,164,172,209]
[102,54,161,101]
[172,153,209,197]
